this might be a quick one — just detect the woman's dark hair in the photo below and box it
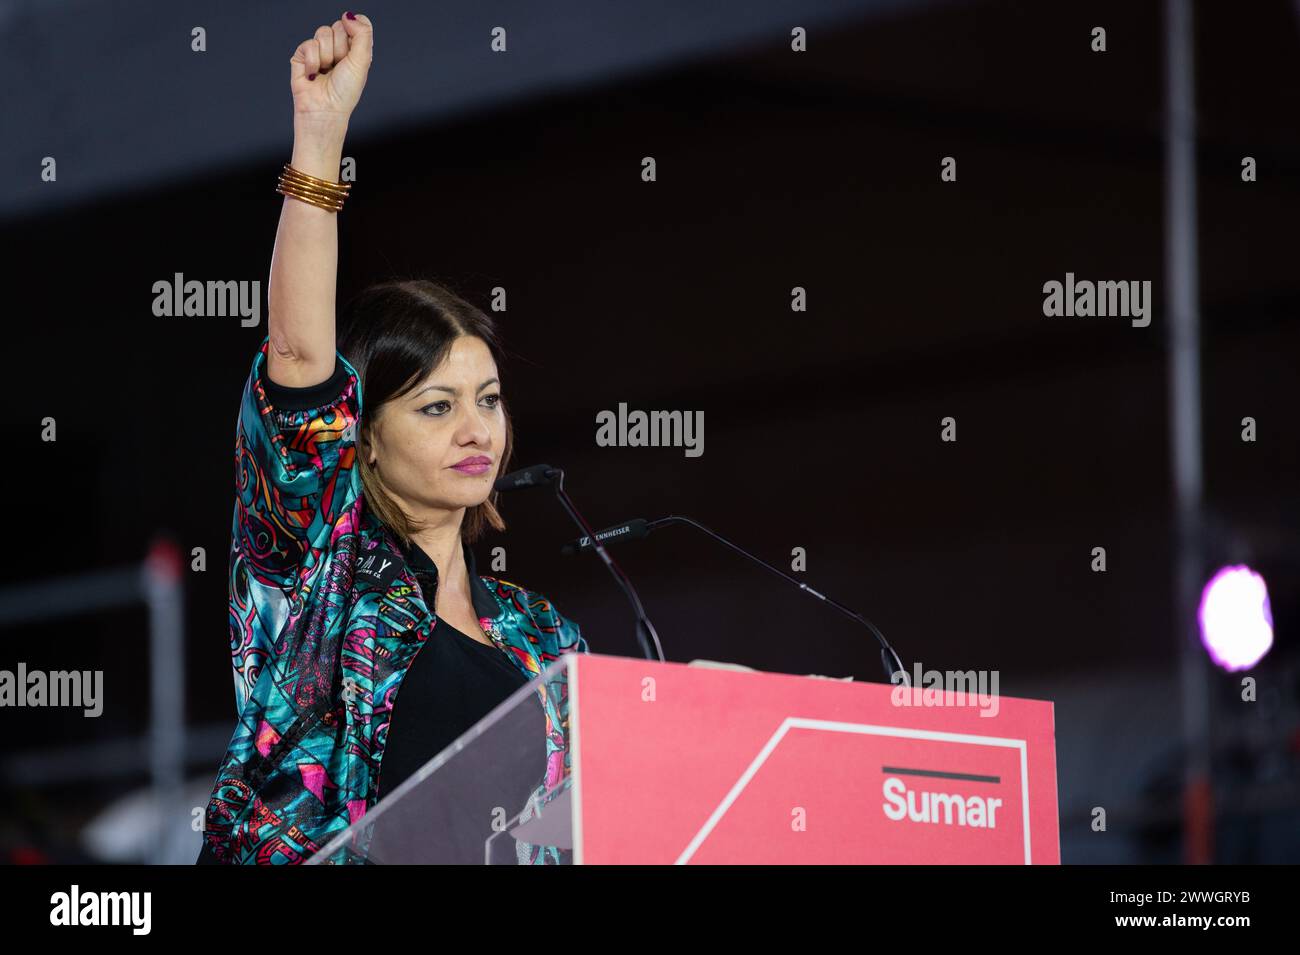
[338,279,514,547]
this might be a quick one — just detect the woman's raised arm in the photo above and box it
[267,12,374,388]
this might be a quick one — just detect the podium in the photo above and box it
[307,653,1059,864]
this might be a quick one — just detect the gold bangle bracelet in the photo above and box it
[277,189,344,212]
[279,173,350,198]
[276,183,345,212]
[280,163,351,193]
[276,162,350,211]
[276,177,348,204]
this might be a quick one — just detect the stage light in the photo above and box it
[1197,565,1273,671]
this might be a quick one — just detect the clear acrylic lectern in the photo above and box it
[307,654,576,864]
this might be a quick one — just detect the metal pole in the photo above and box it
[1164,0,1213,864]
[143,537,186,865]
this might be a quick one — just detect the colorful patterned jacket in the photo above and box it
[200,336,587,864]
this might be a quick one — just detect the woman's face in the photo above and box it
[365,335,505,521]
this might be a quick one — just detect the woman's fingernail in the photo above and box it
[308,73,317,80]
[345,11,356,19]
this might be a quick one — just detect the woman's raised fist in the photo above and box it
[289,12,373,122]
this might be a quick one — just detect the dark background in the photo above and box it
[1,0,1297,864]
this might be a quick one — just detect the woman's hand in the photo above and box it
[289,12,374,127]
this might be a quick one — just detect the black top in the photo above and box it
[373,539,548,862]
[376,537,540,801]
[375,614,530,801]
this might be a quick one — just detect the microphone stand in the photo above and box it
[572,515,905,684]
[542,467,665,662]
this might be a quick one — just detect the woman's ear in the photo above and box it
[360,423,378,467]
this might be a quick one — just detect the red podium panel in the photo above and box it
[570,654,1059,864]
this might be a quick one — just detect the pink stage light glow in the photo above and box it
[1197,565,1273,671]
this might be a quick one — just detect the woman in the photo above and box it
[197,11,587,865]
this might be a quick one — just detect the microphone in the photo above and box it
[493,463,559,492]
[491,465,665,662]
[562,514,907,684]
[559,518,653,557]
